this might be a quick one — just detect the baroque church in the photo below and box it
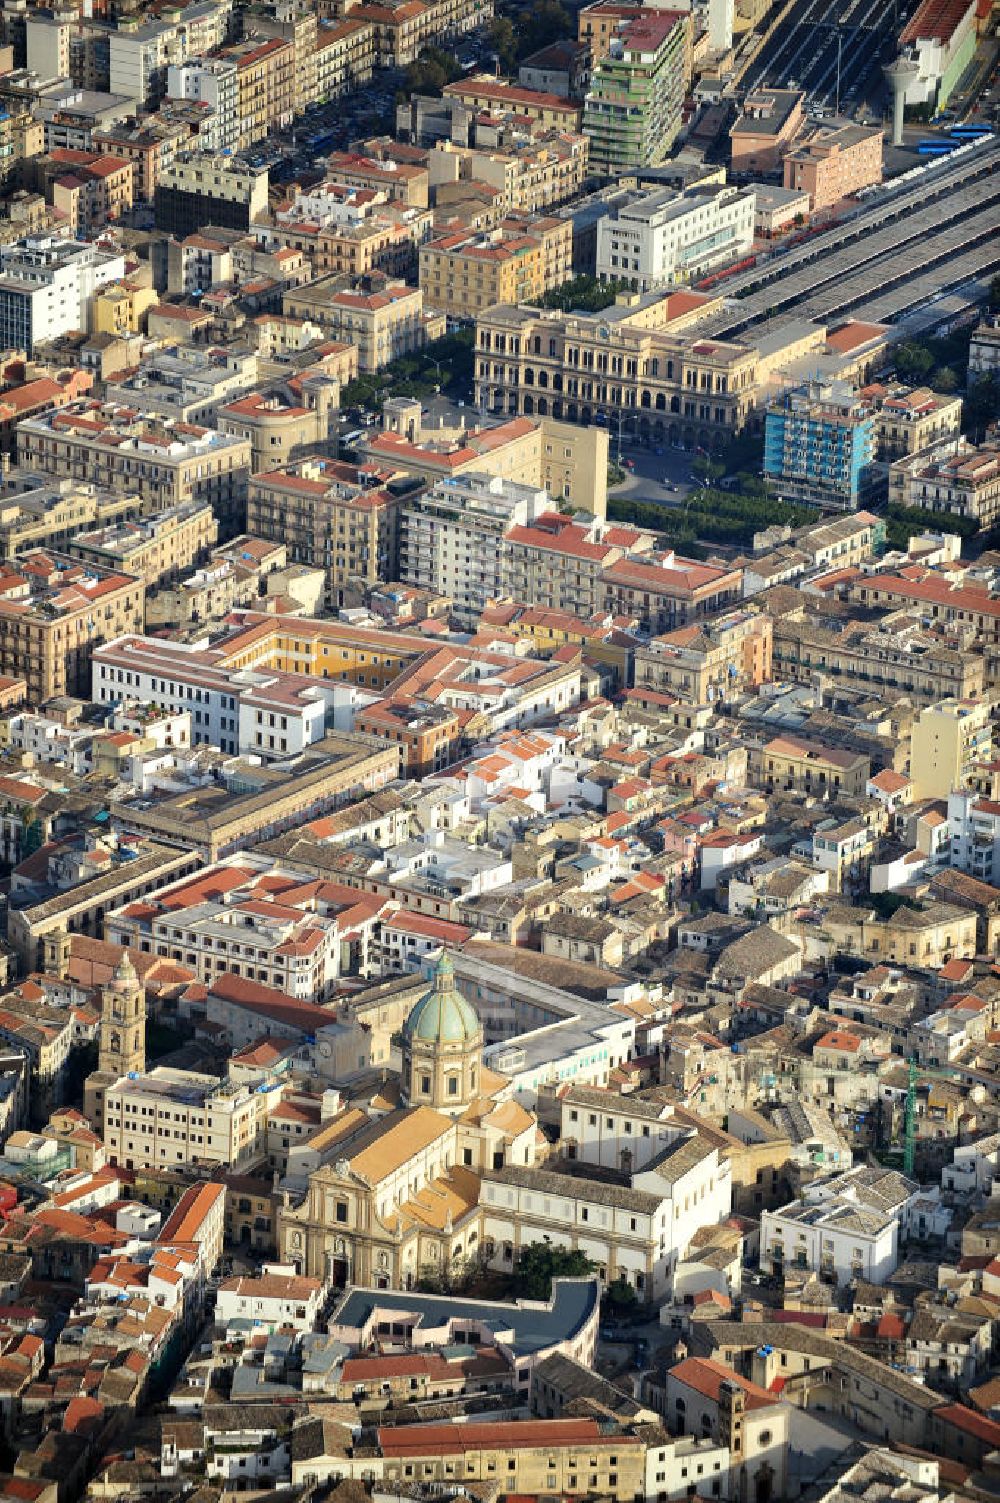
[277,953,538,1287]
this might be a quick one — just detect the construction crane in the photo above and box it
[898,1056,991,1177]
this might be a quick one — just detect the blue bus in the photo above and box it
[917,141,958,154]
[950,124,992,138]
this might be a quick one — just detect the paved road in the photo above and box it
[744,0,908,114]
[609,443,696,510]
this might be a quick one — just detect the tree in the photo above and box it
[691,456,725,484]
[964,376,1000,439]
[512,1239,595,1300]
[895,341,935,381]
[540,274,630,313]
[487,16,517,72]
[404,45,462,96]
[931,366,958,393]
[518,0,573,59]
[989,274,1000,312]
[604,1278,638,1315]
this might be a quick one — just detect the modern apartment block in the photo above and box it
[0,235,125,352]
[595,185,755,291]
[474,302,758,449]
[166,57,240,154]
[764,382,877,511]
[582,11,690,175]
[15,402,252,539]
[400,473,549,627]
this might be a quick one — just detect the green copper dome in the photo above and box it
[403,952,481,1047]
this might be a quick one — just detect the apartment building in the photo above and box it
[375,1418,645,1500]
[106,853,384,994]
[91,118,191,201]
[863,383,963,461]
[49,152,135,238]
[167,57,240,154]
[399,473,547,627]
[419,216,572,319]
[323,150,430,210]
[315,19,376,99]
[217,386,340,473]
[430,130,591,216]
[0,552,143,703]
[761,1198,898,1286]
[634,610,772,701]
[247,457,400,609]
[474,303,759,448]
[772,613,983,703]
[889,438,1000,529]
[15,402,252,540]
[103,1067,274,1171]
[764,381,877,511]
[283,279,434,373]
[0,479,144,561]
[0,235,125,353]
[267,185,432,281]
[595,184,755,291]
[755,733,869,798]
[911,698,993,803]
[64,501,217,590]
[582,11,690,175]
[782,123,883,210]
[443,77,583,133]
[969,317,1000,380]
[362,407,609,519]
[154,153,270,236]
[600,552,744,633]
[219,37,295,151]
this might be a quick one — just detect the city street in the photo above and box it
[610,442,697,510]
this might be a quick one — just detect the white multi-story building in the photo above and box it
[0,237,125,352]
[399,472,548,627]
[92,635,334,760]
[110,21,189,105]
[103,1066,278,1170]
[216,1267,324,1332]
[105,852,382,997]
[760,1197,899,1286]
[595,184,755,292]
[166,57,239,153]
[482,1131,729,1300]
[947,788,1000,883]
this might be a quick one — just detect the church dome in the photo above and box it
[403,952,481,1047]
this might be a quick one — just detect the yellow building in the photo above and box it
[315,18,376,98]
[221,36,296,151]
[93,279,158,335]
[283,278,435,373]
[442,75,583,131]
[64,500,218,590]
[217,385,340,472]
[0,550,143,703]
[362,408,609,520]
[910,697,993,801]
[216,610,427,690]
[756,734,869,798]
[419,215,572,320]
[475,301,758,449]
